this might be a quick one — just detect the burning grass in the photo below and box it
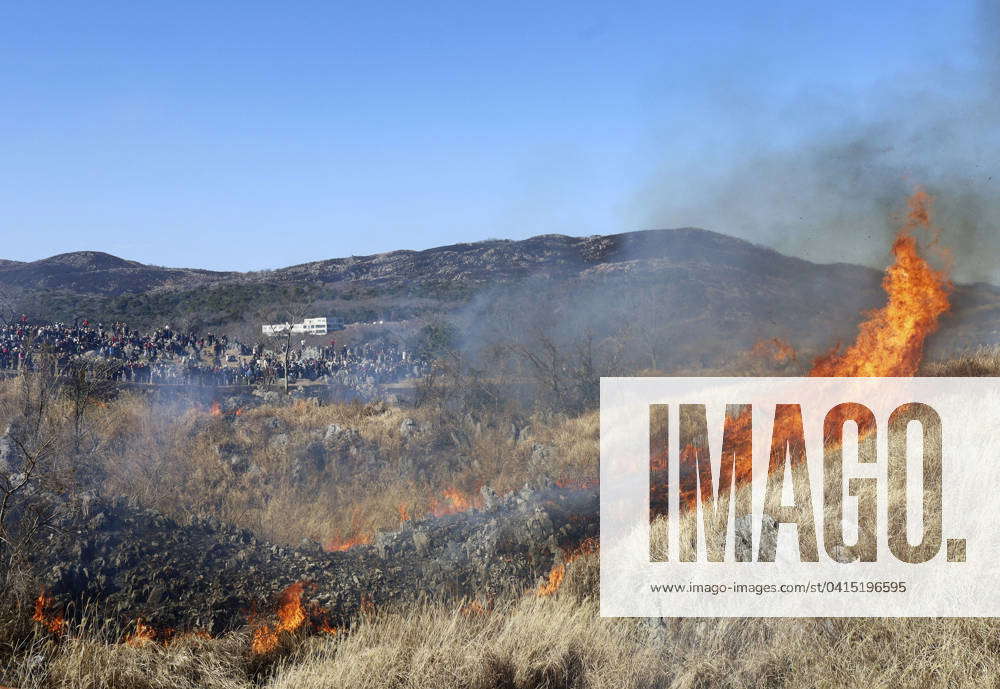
[2,346,1000,687]
[2,186,999,688]
[31,592,65,637]
[8,551,1000,689]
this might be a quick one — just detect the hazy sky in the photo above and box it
[1,1,993,275]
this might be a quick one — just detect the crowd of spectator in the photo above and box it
[0,317,426,389]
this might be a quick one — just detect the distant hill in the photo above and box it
[0,251,235,295]
[2,230,862,295]
[270,229,840,289]
[3,229,998,367]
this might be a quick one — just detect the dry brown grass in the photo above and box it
[4,345,1000,687]
[265,595,662,689]
[922,346,1000,377]
[8,551,1000,689]
[0,378,599,548]
[1,624,251,689]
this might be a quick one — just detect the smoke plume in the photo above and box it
[633,0,1000,285]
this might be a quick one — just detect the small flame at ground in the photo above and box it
[459,600,489,616]
[536,538,598,597]
[206,401,242,417]
[316,618,338,635]
[251,582,308,655]
[32,591,65,635]
[164,629,212,645]
[324,533,372,552]
[752,337,797,364]
[430,487,483,517]
[323,507,372,552]
[321,489,487,552]
[125,618,157,647]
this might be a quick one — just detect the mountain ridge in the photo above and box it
[0,228,895,295]
[2,228,997,369]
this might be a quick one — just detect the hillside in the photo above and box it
[1,229,857,295]
[2,229,998,367]
[0,251,235,295]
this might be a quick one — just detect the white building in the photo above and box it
[262,316,343,337]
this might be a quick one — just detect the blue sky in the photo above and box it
[0,1,986,271]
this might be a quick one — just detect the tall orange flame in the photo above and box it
[654,188,954,515]
[810,188,951,377]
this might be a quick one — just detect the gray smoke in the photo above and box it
[633,0,1000,285]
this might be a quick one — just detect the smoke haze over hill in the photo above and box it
[633,0,1000,284]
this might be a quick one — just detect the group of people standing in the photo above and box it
[0,317,426,390]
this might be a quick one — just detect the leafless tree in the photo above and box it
[61,356,117,454]
[0,285,23,328]
[255,298,312,395]
[614,288,673,372]
[0,353,76,588]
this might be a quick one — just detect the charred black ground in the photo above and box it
[31,483,598,635]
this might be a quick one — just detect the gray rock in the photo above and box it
[480,486,499,511]
[216,442,249,473]
[291,441,327,482]
[324,423,345,443]
[373,532,396,559]
[8,472,28,491]
[528,443,551,471]
[526,507,554,540]
[0,432,21,474]
[263,417,285,432]
[412,528,430,555]
[324,423,360,446]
